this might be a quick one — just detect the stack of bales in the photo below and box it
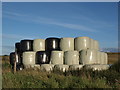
[10,36,109,72]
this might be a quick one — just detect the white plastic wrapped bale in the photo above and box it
[60,38,74,51]
[34,64,41,69]
[84,64,109,71]
[54,64,69,72]
[50,51,64,64]
[24,64,40,69]
[23,52,36,67]
[80,49,97,65]
[40,64,54,72]
[93,40,99,50]
[90,38,94,49]
[104,53,108,64]
[64,51,79,65]
[75,37,90,51]
[100,52,104,64]
[100,52,108,64]
[96,51,101,64]
[69,65,83,70]
[33,39,45,51]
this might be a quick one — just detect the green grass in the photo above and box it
[2,60,120,88]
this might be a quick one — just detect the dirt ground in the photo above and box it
[107,52,120,64]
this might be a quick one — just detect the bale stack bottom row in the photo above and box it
[10,37,109,71]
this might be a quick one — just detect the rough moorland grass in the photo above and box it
[2,60,120,88]
[2,70,111,88]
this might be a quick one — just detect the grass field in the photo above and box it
[1,52,120,88]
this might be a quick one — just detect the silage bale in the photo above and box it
[64,50,79,65]
[90,38,94,49]
[50,51,64,64]
[23,51,36,66]
[93,40,99,50]
[96,51,101,64]
[80,49,97,65]
[60,37,74,51]
[75,37,90,51]
[45,37,60,51]
[36,51,50,64]
[84,64,109,71]
[69,64,83,70]
[33,39,45,51]
[20,39,33,52]
[40,64,54,72]
[100,52,108,64]
[54,64,69,72]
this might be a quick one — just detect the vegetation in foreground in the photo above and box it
[2,60,120,88]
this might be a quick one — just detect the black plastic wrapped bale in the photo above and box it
[10,52,15,66]
[20,39,33,52]
[45,37,60,51]
[36,51,50,64]
[15,42,21,53]
[10,52,23,66]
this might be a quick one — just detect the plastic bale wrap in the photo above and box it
[104,53,108,64]
[54,64,69,72]
[10,52,22,66]
[64,51,79,65]
[75,37,90,51]
[33,39,45,51]
[23,51,36,67]
[15,42,21,53]
[60,38,74,51]
[45,37,60,51]
[100,52,108,64]
[96,51,101,64]
[40,64,54,72]
[80,49,97,65]
[93,40,99,50]
[90,38,94,49]
[20,40,33,52]
[36,51,50,64]
[50,51,64,64]
[69,65,84,71]
[84,64,109,71]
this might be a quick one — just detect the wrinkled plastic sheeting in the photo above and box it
[90,38,94,49]
[23,51,36,65]
[54,64,69,72]
[10,52,22,66]
[80,49,97,65]
[20,40,33,52]
[84,64,109,71]
[75,37,90,51]
[24,64,40,69]
[100,52,108,64]
[89,38,99,50]
[40,64,54,72]
[33,39,45,51]
[15,42,21,53]
[96,51,101,64]
[69,64,83,70]
[64,51,79,65]
[45,37,60,51]
[50,51,64,64]
[34,64,41,69]
[36,51,50,64]
[60,38,74,51]
[94,40,99,50]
